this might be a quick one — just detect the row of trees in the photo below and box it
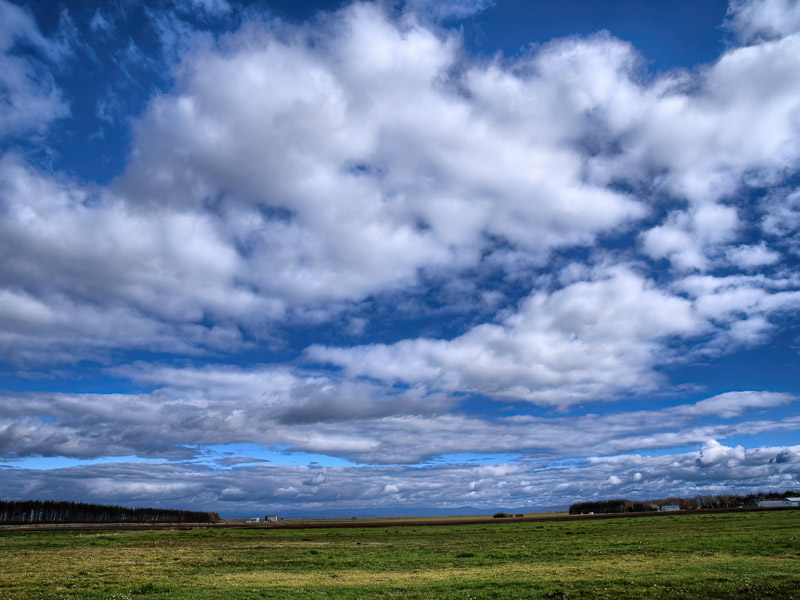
[569,490,799,515]
[0,500,219,524]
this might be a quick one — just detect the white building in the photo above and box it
[757,498,800,508]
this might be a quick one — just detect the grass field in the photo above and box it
[0,511,798,599]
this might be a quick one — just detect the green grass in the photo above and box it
[0,511,798,598]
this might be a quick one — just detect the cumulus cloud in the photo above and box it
[0,5,646,365]
[673,273,800,348]
[0,157,257,364]
[641,204,739,271]
[2,1,799,370]
[726,242,781,268]
[117,4,644,302]
[589,29,800,205]
[696,439,746,467]
[309,265,708,406]
[726,0,800,43]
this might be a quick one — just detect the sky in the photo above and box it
[1,0,799,518]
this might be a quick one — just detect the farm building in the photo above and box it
[265,515,279,522]
[244,517,260,523]
[661,505,680,511]
[757,498,800,508]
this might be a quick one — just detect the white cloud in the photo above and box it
[1,441,798,513]
[179,0,231,16]
[0,0,70,139]
[404,0,495,22]
[642,204,740,271]
[2,1,799,370]
[762,188,800,255]
[309,265,706,406]
[689,391,793,418]
[696,439,746,467]
[588,25,800,206]
[726,242,781,268]
[1,371,798,466]
[116,5,645,303]
[726,0,800,43]
[672,273,800,349]
[0,156,257,364]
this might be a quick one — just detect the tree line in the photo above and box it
[568,490,799,515]
[0,500,220,524]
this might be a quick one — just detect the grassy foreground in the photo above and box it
[0,511,798,599]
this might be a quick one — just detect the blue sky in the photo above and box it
[1,0,799,517]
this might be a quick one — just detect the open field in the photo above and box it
[0,511,798,599]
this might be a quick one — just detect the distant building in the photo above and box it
[265,515,279,522]
[661,505,680,511]
[244,517,260,523]
[758,498,800,508]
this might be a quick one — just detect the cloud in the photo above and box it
[2,1,799,370]
[403,0,495,22]
[726,0,800,43]
[0,4,644,364]
[762,188,800,254]
[0,0,71,140]
[177,0,231,17]
[1,369,796,465]
[641,204,739,271]
[89,10,115,38]
[725,242,781,268]
[0,156,261,364]
[215,457,270,466]
[689,391,794,418]
[588,31,800,206]
[309,265,707,407]
[673,273,800,348]
[116,5,645,301]
[1,441,798,513]
[695,439,745,467]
